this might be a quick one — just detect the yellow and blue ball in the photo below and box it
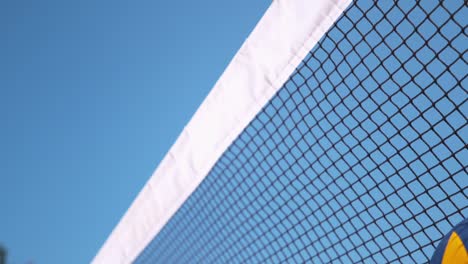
[431,218,468,264]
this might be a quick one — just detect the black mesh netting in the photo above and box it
[135,0,467,263]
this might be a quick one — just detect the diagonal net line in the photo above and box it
[135,0,467,263]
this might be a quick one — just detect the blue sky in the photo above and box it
[0,0,270,263]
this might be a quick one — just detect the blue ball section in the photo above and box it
[430,218,468,264]
[136,0,467,263]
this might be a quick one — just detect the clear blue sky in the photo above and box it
[0,0,270,263]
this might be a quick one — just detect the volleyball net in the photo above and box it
[94,0,467,263]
